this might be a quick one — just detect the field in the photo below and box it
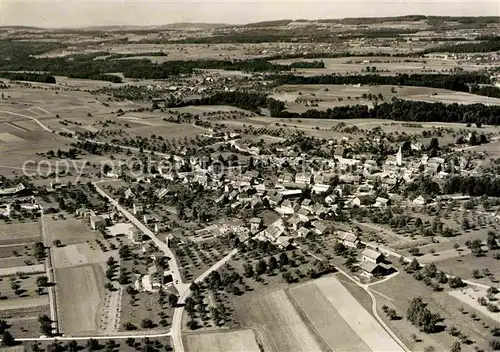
[235,289,322,352]
[0,222,41,245]
[370,269,497,352]
[43,217,102,246]
[272,56,490,75]
[290,281,371,351]
[55,264,105,334]
[271,84,500,113]
[184,329,261,352]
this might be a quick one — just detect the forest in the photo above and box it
[0,56,292,81]
[427,37,500,53]
[268,98,500,125]
[444,175,500,197]
[274,73,492,93]
[0,72,56,84]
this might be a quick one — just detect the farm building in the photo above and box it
[337,231,360,248]
[361,248,385,264]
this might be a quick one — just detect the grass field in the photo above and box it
[184,329,261,352]
[56,264,105,334]
[0,222,40,245]
[371,269,497,352]
[235,289,322,352]
[43,217,101,246]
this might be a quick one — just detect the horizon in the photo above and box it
[1,0,499,29]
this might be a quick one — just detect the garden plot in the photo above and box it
[185,329,261,352]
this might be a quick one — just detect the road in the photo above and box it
[171,248,239,352]
[93,182,188,294]
[16,330,172,342]
[0,110,54,133]
[39,211,59,335]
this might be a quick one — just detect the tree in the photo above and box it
[67,340,78,352]
[267,256,278,271]
[255,260,267,276]
[278,252,289,266]
[141,319,154,329]
[407,297,441,333]
[123,322,137,330]
[36,276,49,287]
[10,281,20,296]
[409,258,420,272]
[38,315,52,336]
[450,341,461,352]
[449,276,464,288]
[487,231,498,250]
[187,319,198,330]
[52,240,62,248]
[87,338,100,351]
[168,294,179,307]
[423,263,437,278]
[2,330,15,346]
[437,271,448,284]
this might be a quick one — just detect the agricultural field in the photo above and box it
[271,84,500,113]
[0,221,41,245]
[235,289,323,352]
[290,280,371,351]
[184,329,261,352]
[55,264,106,335]
[272,56,490,75]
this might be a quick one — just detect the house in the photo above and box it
[133,204,143,215]
[360,261,391,278]
[277,199,295,215]
[90,215,106,231]
[412,195,427,206]
[155,188,168,199]
[128,227,143,242]
[362,248,385,264]
[287,215,304,231]
[124,188,136,200]
[374,197,389,208]
[268,194,283,207]
[148,263,164,289]
[337,231,360,248]
[249,218,262,233]
[278,172,294,184]
[312,220,331,235]
[312,184,329,194]
[295,173,312,185]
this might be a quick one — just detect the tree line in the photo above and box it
[0,55,296,81]
[268,98,500,125]
[425,36,500,53]
[273,73,492,93]
[0,72,56,84]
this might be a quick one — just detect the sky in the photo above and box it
[0,0,499,28]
